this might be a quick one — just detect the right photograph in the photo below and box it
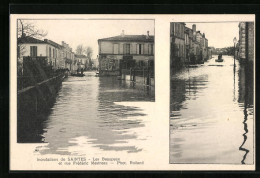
[169,21,254,164]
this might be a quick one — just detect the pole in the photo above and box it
[234,43,236,67]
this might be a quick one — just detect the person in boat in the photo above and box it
[81,68,83,75]
[218,53,222,60]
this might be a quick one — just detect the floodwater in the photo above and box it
[170,55,254,164]
[18,71,155,155]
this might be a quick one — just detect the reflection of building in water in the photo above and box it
[238,22,254,62]
[98,30,154,76]
[170,73,208,115]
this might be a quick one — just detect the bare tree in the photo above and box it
[17,20,48,75]
[86,46,93,59]
[76,44,86,55]
[18,19,48,39]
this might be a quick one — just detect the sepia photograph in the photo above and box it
[170,21,254,164]
[16,18,155,155]
[10,14,255,171]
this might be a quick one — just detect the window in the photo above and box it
[137,44,143,54]
[49,47,51,57]
[148,44,154,55]
[17,45,20,58]
[123,44,130,54]
[113,44,119,54]
[30,46,37,57]
[53,48,55,57]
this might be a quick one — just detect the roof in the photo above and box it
[98,35,154,43]
[18,36,46,44]
[18,36,63,49]
[75,54,87,58]
[44,39,63,49]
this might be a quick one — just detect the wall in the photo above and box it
[248,22,254,62]
[21,43,47,57]
[99,41,154,55]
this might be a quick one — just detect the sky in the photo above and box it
[24,19,154,58]
[185,22,239,48]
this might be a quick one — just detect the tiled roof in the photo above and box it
[98,35,154,42]
[18,36,46,44]
[18,36,62,49]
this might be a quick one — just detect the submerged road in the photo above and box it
[18,71,155,155]
[170,55,254,164]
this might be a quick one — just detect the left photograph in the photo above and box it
[16,19,155,155]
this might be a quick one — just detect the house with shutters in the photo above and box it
[17,35,75,72]
[97,30,154,76]
[17,35,63,70]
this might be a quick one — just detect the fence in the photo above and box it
[121,68,154,86]
[18,57,67,90]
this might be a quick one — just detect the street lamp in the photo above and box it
[233,37,237,67]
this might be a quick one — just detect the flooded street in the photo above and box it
[18,71,155,155]
[170,55,254,164]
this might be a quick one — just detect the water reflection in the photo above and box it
[18,72,154,155]
[170,55,254,164]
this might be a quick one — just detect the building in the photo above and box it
[170,23,210,68]
[92,55,99,69]
[170,22,185,68]
[75,54,88,71]
[17,35,62,69]
[98,30,154,76]
[238,22,254,62]
[61,41,75,70]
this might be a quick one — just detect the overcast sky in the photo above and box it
[24,19,154,58]
[185,22,239,48]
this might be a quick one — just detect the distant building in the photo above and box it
[98,30,154,76]
[170,23,210,68]
[75,54,88,71]
[61,41,75,70]
[238,22,254,62]
[92,55,99,69]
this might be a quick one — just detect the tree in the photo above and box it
[86,46,93,59]
[17,20,48,75]
[18,19,48,39]
[76,44,85,55]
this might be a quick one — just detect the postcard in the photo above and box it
[10,14,255,171]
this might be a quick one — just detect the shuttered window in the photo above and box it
[113,44,119,54]
[148,44,154,55]
[123,44,130,54]
[49,47,51,57]
[137,44,144,54]
[30,46,37,57]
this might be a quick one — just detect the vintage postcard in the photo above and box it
[10,14,255,171]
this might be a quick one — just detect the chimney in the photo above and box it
[192,24,196,33]
[121,30,125,37]
[203,33,205,38]
[146,31,150,39]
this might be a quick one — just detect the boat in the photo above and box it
[215,54,224,62]
[215,58,224,62]
[71,73,85,77]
